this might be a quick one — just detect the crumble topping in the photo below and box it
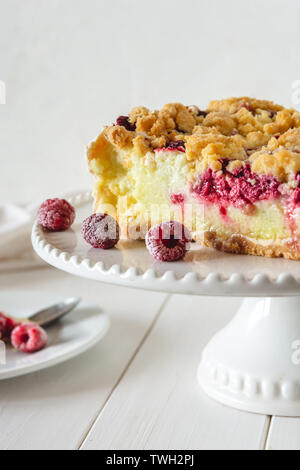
[207,96,283,114]
[104,125,135,149]
[250,148,300,182]
[91,97,300,182]
[248,128,300,182]
[277,128,300,148]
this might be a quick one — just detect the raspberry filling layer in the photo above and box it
[289,174,300,206]
[191,163,280,207]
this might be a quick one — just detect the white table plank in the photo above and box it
[266,417,300,450]
[82,295,269,450]
[0,267,168,450]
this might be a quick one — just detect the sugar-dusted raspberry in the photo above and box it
[145,221,191,262]
[0,312,18,341]
[81,213,120,249]
[37,198,75,232]
[11,323,47,353]
[116,116,136,132]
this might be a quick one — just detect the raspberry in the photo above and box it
[37,198,75,232]
[116,116,136,131]
[0,312,18,341]
[170,193,185,205]
[166,140,185,151]
[145,221,191,262]
[157,140,186,153]
[291,188,300,204]
[11,323,47,353]
[81,213,120,249]
[240,102,252,112]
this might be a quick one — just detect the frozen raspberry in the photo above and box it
[81,213,120,249]
[116,116,136,131]
[146,221,191,262]
[37,198,75,232]
[0,312,18,341]
[11,323,47,353]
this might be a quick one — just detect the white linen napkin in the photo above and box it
[0,191,81,272]
[0,201,42,271]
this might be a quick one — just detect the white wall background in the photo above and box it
[0,0,300,203]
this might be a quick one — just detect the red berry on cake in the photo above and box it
[11,323,47,353]
[145,221,191,262]
[81,213,120,249]
[37,198,75,232]
[166,140,186,152]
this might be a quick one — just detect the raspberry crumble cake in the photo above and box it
[87,97,300,260]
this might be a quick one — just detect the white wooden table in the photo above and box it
[0,265,299,450]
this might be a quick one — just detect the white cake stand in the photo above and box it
[32,191,300,416]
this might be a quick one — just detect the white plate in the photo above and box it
[32,191,300,297]
[0,290,110,380]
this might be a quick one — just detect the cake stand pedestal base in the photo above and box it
[198,297,300,416]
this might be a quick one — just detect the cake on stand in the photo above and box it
[32,191,300,416]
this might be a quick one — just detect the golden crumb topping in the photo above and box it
[277,128,300,149]
[185,129,246,172]
[207,96,283,114]
[90,97,300,181]
[250,148,300,182]
[104,125,135,149]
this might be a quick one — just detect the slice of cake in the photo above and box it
[87,97,300,260]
